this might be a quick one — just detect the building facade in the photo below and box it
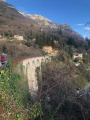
[42,46,53,53]
[73,52,83,59]
[14,35,24,41]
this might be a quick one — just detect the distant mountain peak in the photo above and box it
[26,14,51,22]
[25,14,59,29]
[19,11,25,16]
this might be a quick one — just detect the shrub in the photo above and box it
[0,61,30,119]
[73,57,80,62]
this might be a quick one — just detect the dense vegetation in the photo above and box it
[0,40,42,58]
[1,51,90,120]
[36,51,90,120]
[0,61,43,120]
[0,61,30,119]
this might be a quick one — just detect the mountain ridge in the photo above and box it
[0,1,84,41]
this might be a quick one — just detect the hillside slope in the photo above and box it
[0,1,41,37]
[0,1,83,41]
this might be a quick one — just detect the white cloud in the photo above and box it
[85,27,90,31]
[77,24,84,26]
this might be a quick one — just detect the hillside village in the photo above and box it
[0,33,84,63]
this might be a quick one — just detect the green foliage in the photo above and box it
[73,57,80,62]
[6,36,13,40]
[83,54,89,63]
[0,61,30,119]
[0,62,24,107]
[25,41,31,47]
[29,102,42,120]
[37,56,89,120]
[35,33,55,48]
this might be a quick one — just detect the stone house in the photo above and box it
[73,52,83,59]
[42,46,58,54]
[14,35,24,41]
[51,49,58,54]
[42,46,53,53]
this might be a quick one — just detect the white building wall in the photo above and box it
[14,35,24,40]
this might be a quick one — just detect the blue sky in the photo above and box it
[7,0,90,38]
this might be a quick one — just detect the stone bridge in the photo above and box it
[15,55,52,98]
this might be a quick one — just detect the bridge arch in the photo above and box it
[32,60,35,67]
[45,58,49,62]
[14,55,54,98]
[37,59,40,64]
[41,58,44,62]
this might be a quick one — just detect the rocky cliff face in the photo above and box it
[25,14,81,40]
[25,14,73,31]
[26,14,58,29]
